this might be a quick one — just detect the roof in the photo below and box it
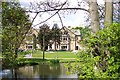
[61,26,81,36]
[27,27,39,36]
[71,29,81,35]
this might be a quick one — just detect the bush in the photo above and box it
[18,50,32,57]
[50,59,59,64]
[68,23,120,78]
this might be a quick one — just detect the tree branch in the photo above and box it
[33,11,59,27]
[18,13,39,48]
[32,1,67,27]
[31,12,39,23]
[25,7,89,13]
[57,12,64,27]
[18,1,68,47]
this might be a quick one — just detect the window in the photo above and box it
[57,45,58,48]
[28,46,32,49]
[26,45,33,49]
[75,46,78,50]
[61,46,67,50]
[63,37,67,40]
[50,44,52,48]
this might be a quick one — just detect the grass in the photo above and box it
[18,50,78,59]
[2,50,79,67]
[17,57,79,65]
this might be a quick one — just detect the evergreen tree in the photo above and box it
[51,24,61,50]
[38,24,51,50]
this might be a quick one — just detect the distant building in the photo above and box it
[19,28,40,50]
[48,26,81,51]
[19,26,81,51]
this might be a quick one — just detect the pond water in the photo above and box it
[1,63,78,79]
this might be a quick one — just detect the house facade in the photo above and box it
[48,26,81,51]
[19,28,40,50]
[19,26,81,51]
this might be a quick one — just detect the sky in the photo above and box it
[20,0,104,29]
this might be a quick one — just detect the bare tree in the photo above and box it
[23,0,89,28]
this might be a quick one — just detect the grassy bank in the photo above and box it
[18,50,78,59]
[2,50,79,67]
[17,58,78,66]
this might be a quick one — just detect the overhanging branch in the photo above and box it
[31,12,39,23]
[25,7,89,13]
[32,0,66,27]
[33,11,59,27]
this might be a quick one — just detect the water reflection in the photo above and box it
[1,63,78,79]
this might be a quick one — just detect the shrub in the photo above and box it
[50,59,59,64]
[68,23,120,78]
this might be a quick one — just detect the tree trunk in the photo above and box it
[43,33,45,61]
[105,0,113,24]
[117,0,120,22]
[54,36,56,51]
[33,34,36,50]
[89,0,100,33]
[15,48,18,58]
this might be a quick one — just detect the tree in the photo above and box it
[72,26,91,40]
[33,34,37,50]
[67,23,120,78]
[38,24,51,50]
[113,0,120,23]
[22,0,117,33]
[38,24,51,60]
[25,0,89,28]
[2,2,31,67]
[88,0,100,33]
[20,0,102,33]
[51,24,61,50]
[105,0,113,24]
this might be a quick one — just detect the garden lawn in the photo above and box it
[18,50,78,59]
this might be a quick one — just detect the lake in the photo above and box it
[1,63,78,79]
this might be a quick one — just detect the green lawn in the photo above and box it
[18,50,78,59]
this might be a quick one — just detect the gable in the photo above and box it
[27,27,39,37]
[60,26,80,37]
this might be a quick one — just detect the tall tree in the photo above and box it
[88,0,100,33]
[51,23,61,50]
[38,24,51,50]
[33,34,37,50]
[2,2,31,67]
[113,0,120,23]
[105,0,113,24]
[38,24,51,60]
